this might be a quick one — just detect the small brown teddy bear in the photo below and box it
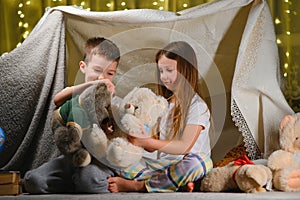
[267,113,300,192]
[200,155,272,193]
[51,82,168,168]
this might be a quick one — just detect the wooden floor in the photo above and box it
[1,191,300,200]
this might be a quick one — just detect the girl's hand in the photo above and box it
[128,136,156,152]
[128,124,149,139]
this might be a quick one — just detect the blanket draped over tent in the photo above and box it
[0,0,294,173]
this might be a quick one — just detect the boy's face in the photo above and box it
[80,54,118,82]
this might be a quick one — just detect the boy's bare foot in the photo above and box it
[107,177,146,193]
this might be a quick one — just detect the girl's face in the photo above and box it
[157,55,178,91]
[80,54,117,82]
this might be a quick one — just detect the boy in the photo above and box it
[23,37,121,194]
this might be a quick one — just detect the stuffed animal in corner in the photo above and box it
[200,155,272,193]
[267,113,300,192]
[51,82,168,168]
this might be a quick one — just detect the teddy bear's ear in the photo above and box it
[280,115,296,131]
[279,113,300,152]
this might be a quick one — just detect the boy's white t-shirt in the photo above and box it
[143,94,211,160]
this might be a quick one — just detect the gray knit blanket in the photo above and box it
[0,11,65,173]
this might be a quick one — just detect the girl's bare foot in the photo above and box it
[107,177,146,193]
[178,182,195,192]
[186,182,195,192]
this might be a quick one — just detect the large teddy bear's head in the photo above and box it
[115,87,169,138]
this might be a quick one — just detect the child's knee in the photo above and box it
[73,164,112,193]
[184,153,213,174]
[23,170,48,194]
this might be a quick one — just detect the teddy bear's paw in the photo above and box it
[54,126,82,154]
[106,138,143,168]
[287,168,300,191]
[121,114,147,138]
[267,150,294,170]
[247,187,266,193]
[72,148,91,167]
[277,168,300,192]
[81,124,108,161]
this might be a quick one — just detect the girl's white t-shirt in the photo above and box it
[143,94,211,160]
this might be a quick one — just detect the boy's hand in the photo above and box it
[98,78,115,95]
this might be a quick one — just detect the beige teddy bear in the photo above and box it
[267,113,300,192]
[200,155,272,193]
[52,82,168,168]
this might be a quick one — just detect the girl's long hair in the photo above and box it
[156,41,200,139]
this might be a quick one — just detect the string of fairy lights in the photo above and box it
[273,0,299,111]
[16,1,31,47]
[16,0,194,45]
[14,0,299,111]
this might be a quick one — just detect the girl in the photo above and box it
[108,41,213,192]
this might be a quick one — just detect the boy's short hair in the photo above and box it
[83,37,120,64]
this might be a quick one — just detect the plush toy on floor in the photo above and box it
[267,113,300,192]
[51,82,168,168]
[200,155,272,193]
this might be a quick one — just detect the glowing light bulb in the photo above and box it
[275,18,281,24]
[20,14,25,18]
[106,3,112,7]
[23,23,29,28]
[121,2,126,6]
[81,1,85,6]
[18,22,23,27]
[18,3,23,7]
[183,3,188,7]
[286,31,291,35]
[284,63,289,69]
[153,2,158,6]
[284,72,287,77]
[18,10,22,15]
[285,10,290,14]
[276,39,282,44]
[159,6,164,10]
[23,31,29,39]
[286,52,290,57]
[26,1,31,5]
